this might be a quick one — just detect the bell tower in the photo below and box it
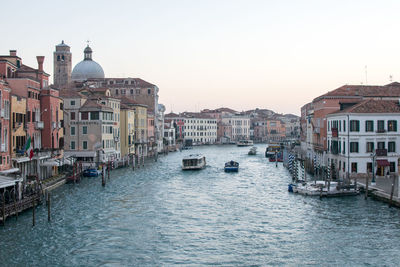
[53,40,72,88]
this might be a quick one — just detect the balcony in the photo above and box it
[1,143,5,152]
[376,149,387,157]
[0,109,4,118]
[35,121,44,130]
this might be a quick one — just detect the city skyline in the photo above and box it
[2,0,400,115]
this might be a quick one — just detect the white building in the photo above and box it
[221,114,250,141]
[182,113,217,145]
[327,99,400,180]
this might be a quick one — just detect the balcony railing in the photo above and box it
[376,149,387,157]
[35,121,44,130]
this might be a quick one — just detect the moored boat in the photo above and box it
[83,168,101,177]
[182,154,206,170]
[224,160,239,172]
[289,181,359,197]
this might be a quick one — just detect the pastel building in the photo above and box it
[327,99,400,180]
[0,79,11,171]
[120,103,135,158]
[182,112,217,144]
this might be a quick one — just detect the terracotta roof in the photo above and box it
[117,96,147,108]
[80,99,113,112]
[165,112,180,118]
[181,112,214,119]
[314,83,400,102]
[104,78,156,88]
[18,64,50,76]
[60,89,86,98]
[201,107,237,114]
[330,99,400,115]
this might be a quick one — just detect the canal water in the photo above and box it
[1,145,400,266]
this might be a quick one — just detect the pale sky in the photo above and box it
[2,0,400,115]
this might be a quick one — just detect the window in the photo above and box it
[81,112,88,120]
[71,112,76,120]
[148,89,151,95]
[70,141,75,150]
[365,120,374,132]
[350,120,360,132]
[83,141,88,150]
[350,142,359,153]
[90,112,99,120]
[390,162,396,173]
[343,120,346,132]
[388,120,397,132]
[388,141,395,152]
[116,89,119,95]
[71,100,75,106]
[343,141,345,154]
[130,89,134,95]
[366,142,374,153]
[351,162,357,173]
[377,142,385,149]
[377,120,385,132]
[71,126,76,136]
[82,126,88,135]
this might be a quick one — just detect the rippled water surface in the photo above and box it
[1,145,400,266]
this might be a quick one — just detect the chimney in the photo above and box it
[9,50,17,56]
[36,56,45,72]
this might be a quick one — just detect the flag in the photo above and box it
[25,135,34,160]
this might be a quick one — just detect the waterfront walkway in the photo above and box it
[354,176,400,207]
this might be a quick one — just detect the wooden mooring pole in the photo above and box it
[389,175,396,208]
[32,196,36,227]
[47,192,51,222]
[13,189,17,221]
[2,190,5,226]
[107,163,110,180]
[102,166,105,187]
[365,174,369,200]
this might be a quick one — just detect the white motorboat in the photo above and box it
[248,146,257,155]
[237,140,254,146]
[290,181,358,197]
[182,154,206,170]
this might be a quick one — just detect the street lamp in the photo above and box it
[371,152,376,185]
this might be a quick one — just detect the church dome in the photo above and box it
[71,45,105,81]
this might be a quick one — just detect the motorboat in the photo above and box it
[182,154,206,170]
[237,140,254,146]
[268,151,283,162]
[265,144,281,158]
[224,160,239,172]
[289,181,359,197]
[83,168,101,177]
[248,147,257,155]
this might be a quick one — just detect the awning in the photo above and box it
[0,168,20,174]
[12,157,30,163]
[0,175,18,189]
[376,160,390,167]
[40,160,60,167]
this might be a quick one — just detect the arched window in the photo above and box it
[57,55,60,61]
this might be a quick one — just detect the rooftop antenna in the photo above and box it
[389,75,393,82]
[365,65,368,85]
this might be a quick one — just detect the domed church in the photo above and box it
[71,45,105,81]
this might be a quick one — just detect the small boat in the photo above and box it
[237,140,254,147]
[182,154,206,170]
[224,160,239,172]
[248,147,257,155]
[83,168,101,177]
